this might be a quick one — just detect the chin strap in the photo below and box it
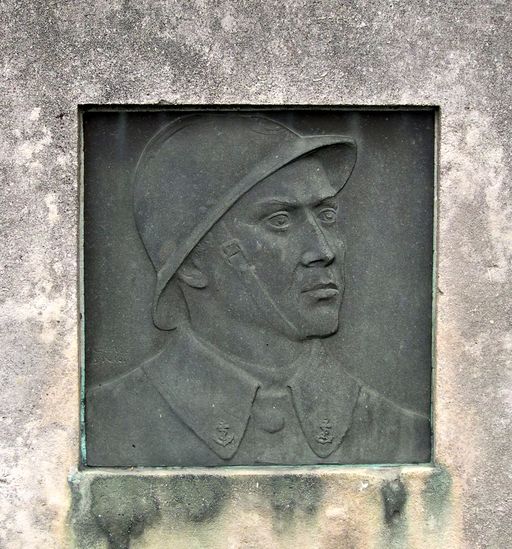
[220,236,301,340]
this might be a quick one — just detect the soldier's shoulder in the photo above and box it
[358,385,428,420]
[354,385,431,462]
[356,385,430,433]
[85,366,158,464]
[87,365,149,401]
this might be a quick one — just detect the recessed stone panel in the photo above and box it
[83,109,434,467]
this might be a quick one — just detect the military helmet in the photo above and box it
[133,114,357,328]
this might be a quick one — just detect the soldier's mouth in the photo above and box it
[301,282,339,299]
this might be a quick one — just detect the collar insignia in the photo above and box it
[315,418,334,445]
[214,421,235,447]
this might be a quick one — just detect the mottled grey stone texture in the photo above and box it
[0,1,510,547]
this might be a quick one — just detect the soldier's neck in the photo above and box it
[186,314,309,376]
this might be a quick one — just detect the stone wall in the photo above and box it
[0,1,511,547]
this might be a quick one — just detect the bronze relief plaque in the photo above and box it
[83,109,434,466]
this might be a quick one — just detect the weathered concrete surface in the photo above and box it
[69,467,457,548]
[0,1,510,547]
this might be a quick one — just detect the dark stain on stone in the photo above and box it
[422,466,452,526]
[90,476,160,549]
[381,477,407,526]
[69,473,231,548]
[164,474,230,523]
[266,475,323,522]
[69,475,105,549]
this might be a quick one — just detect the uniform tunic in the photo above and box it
[86,328,430,466]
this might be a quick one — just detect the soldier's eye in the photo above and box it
[266,211,290,229]
[318,208,337,224]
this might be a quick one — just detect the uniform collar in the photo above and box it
[288,342,361,458]
[142,328,361,460]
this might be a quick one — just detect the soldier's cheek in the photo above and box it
[247,234,290,260]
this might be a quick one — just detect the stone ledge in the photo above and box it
[69,465,457,548]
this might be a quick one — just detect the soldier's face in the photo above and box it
[199,155,345,340]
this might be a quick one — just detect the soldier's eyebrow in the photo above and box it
[253,193,337,208]
[313,196,338,208]
[250,192,338,217]
[254,198,300,209]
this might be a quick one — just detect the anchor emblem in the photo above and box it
[214,420,235,447]
[315,418,334,444]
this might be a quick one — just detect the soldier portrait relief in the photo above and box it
[85,112,433,466]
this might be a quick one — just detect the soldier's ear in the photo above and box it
[176,257,208,289]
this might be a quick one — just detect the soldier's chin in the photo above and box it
[299,312,340,339]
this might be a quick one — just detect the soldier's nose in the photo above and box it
[301,247,335,267]
[300,221,335,267]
